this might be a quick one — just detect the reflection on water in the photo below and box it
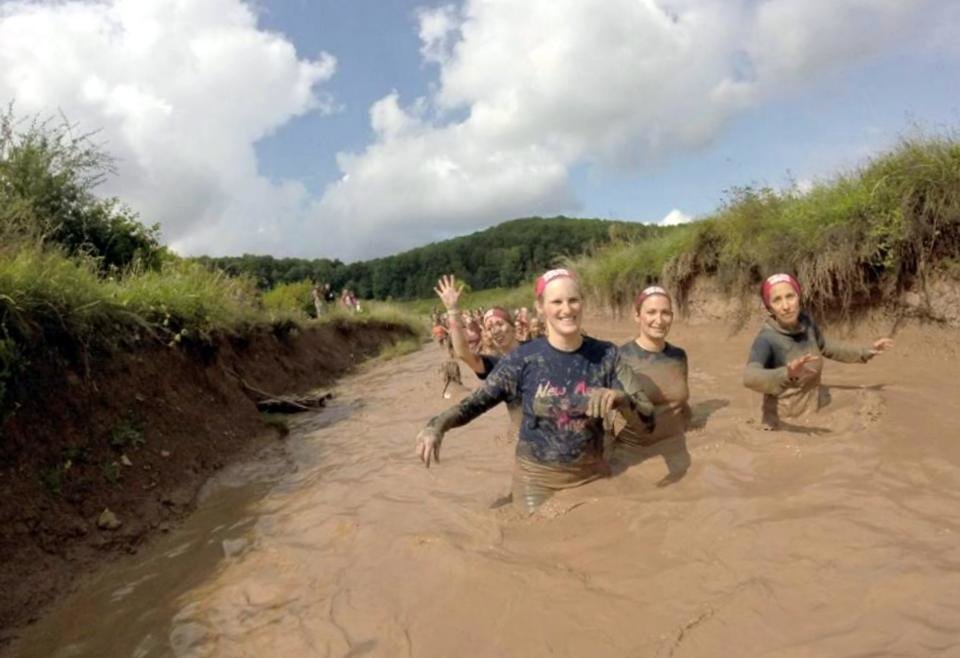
[12,320,960,657]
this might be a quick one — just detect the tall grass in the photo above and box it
[572,133,960,317]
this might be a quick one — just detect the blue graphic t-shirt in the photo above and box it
[441,336,643,464]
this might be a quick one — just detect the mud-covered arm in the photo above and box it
[743,335,793,395]
[815,324,872,364]
[612,354,656,432]
[446,311,486,374]
[426,356,518,433]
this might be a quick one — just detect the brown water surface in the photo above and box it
[14,318,960,657]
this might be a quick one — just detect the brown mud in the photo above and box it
[9,309,960,658]
[0,319,417,647]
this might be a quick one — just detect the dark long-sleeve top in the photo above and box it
[428,336,654,465]
[743,311,873,420]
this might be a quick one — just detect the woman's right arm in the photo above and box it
[416,354,519,467]
[434,275,485,375]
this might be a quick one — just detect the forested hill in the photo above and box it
[195,216,660,300]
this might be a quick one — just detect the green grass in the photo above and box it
[572,132,960,316]
[0,241,422,417]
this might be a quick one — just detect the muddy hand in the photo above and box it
[587,388,626,418]
[870,337,894,356]
[433,275,464,311]
[786,354,819,380]
[415,427,443,468]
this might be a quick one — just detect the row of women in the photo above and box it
[415,269,894,514]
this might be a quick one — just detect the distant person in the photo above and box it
[439,344,462,399]
[743,273,894,430]
[322,282,336,308]
[416,268,654,514]
[311,283,324,318]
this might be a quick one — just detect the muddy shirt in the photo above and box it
[614,341,690,444]
[429,336,653,465]
[743,311,872,424]
[476,354,501,381]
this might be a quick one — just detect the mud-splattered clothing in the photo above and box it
[429,336,654,465]
[428,336,653,513]
[743,311,873,426]
[613,341,690,445]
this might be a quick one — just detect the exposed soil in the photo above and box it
[0,319,417,645]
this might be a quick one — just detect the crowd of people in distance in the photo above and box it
[311,282,362,317]
[417,269,894,514]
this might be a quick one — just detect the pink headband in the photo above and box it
[483,307,513,325]
[761,273,801,307]
[534,268,575,297]
[634,285,670,309]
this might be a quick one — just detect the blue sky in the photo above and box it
[1,0,957,260]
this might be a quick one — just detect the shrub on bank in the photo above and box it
[573,133,960,316]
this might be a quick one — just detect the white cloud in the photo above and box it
[0,0,334,255]
[660,209,693,226]
[0,0,954,260]
[313,0,952,258]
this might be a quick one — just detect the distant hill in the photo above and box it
[196,216,662,300]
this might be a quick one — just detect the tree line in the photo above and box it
[195,217,661,300]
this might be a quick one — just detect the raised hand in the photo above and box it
[870,337,894,356]
[434,275,464,312]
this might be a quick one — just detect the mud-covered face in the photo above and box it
[537,278,582,339]
[768,281,801,327]
[484,316,514,349]
[515,323,530,342]
[634,294,673,342]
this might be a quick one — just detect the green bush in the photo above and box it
[262,280,315,317]
[574,132,960,317]
[0,107,163,272]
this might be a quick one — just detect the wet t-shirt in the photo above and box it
[440,336,646,465]
[616,341,690,442]
[743,311,872,424]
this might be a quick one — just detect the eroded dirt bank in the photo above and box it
[0,319,417,645]
[11,312,960,658]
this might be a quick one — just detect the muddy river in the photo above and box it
[12,317,960,657]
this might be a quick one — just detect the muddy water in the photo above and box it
[14,318,960,657]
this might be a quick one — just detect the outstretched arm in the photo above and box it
[434,275,485,375]
[415,356,519,467]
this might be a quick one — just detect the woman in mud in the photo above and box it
[743,273,894,430]
[416,268,654,513]
[434,275,519,379]
[611,285,690,447]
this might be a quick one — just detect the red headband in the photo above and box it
[634,285,670,309]
[534,268,575,297]
[761,273,801,307]
[483,307,513,325]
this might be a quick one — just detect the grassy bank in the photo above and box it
[0,241,423,419]
[572,134,960,317]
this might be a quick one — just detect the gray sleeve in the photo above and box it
[743,334,792,395]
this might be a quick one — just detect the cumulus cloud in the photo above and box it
[0,0,953,259]
[0,0,335,255]
[313,0,952,258]
[660,209,693,226]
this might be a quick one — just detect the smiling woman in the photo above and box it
[415,268,655,513]
[742,273,895,430]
